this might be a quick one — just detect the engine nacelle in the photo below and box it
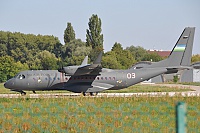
[58,66,78,75]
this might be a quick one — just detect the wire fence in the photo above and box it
[0,101,199,132]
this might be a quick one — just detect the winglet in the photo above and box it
[81,56,88,66]
[93,52,103,64]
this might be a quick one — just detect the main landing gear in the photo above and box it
[19,90,35,95]
[82,92,98,96]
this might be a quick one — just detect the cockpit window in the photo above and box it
[14,73,20,78]
[18,74,25,79]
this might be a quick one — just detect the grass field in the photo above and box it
[0,83,194,94]
[0,96,200,132]
[180,82,200,86]
[166,82,200,86]
[0,82,199,132]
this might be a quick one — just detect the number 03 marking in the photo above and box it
[127,73,136,79]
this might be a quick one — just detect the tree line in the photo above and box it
[0,14,199,82]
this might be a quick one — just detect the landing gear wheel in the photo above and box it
[82,92,86,96]
[89,92,94,96]
[21,91,26,96]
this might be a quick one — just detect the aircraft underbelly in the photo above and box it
[62,81,114,93]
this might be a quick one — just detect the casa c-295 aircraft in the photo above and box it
[4,27,195,96]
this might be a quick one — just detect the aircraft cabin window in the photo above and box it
[18,74,25,79]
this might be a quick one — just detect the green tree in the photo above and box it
[111,42,135,69]
[62,39,91,65]
[119,50,135,69]
[0,44,7,56]
[0,56,15,82]
[67,55,87,66]
[0,31,8,44]
[191,54,200,63]
[62,39,90,57]
[64,22,75,44]
[36,50,58,70]
[26,56,42,70]
[0,56,28,82]
[141,53,163,62]
[86,14,103,48]
[111,42,123,54]
[86,14,103,62]
[102,51,122,69]
[126,46,148,61]
[0,31,62,64]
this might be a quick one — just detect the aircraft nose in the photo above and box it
[4,79,14,89]
[4,82,9,88]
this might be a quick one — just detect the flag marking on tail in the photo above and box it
[174,44,186,52]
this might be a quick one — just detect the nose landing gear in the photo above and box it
[11,89,26,95]
[21,91,26,96]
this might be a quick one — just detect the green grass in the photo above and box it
[180,82,200,86]
[0,83,14,94]
[166,82,200,86]
[0,83,194,94]
[0,97,199,132]
[104,84,193,93]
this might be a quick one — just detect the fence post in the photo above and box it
[176,102,187,133]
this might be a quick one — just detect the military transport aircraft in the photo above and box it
[4,27,195,96]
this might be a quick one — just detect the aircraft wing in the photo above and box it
[64,52,103,76]
[73,64,102,76]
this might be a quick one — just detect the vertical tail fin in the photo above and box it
[81,56,88,66]
[168,27,195,66]
[150,27,195,68]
